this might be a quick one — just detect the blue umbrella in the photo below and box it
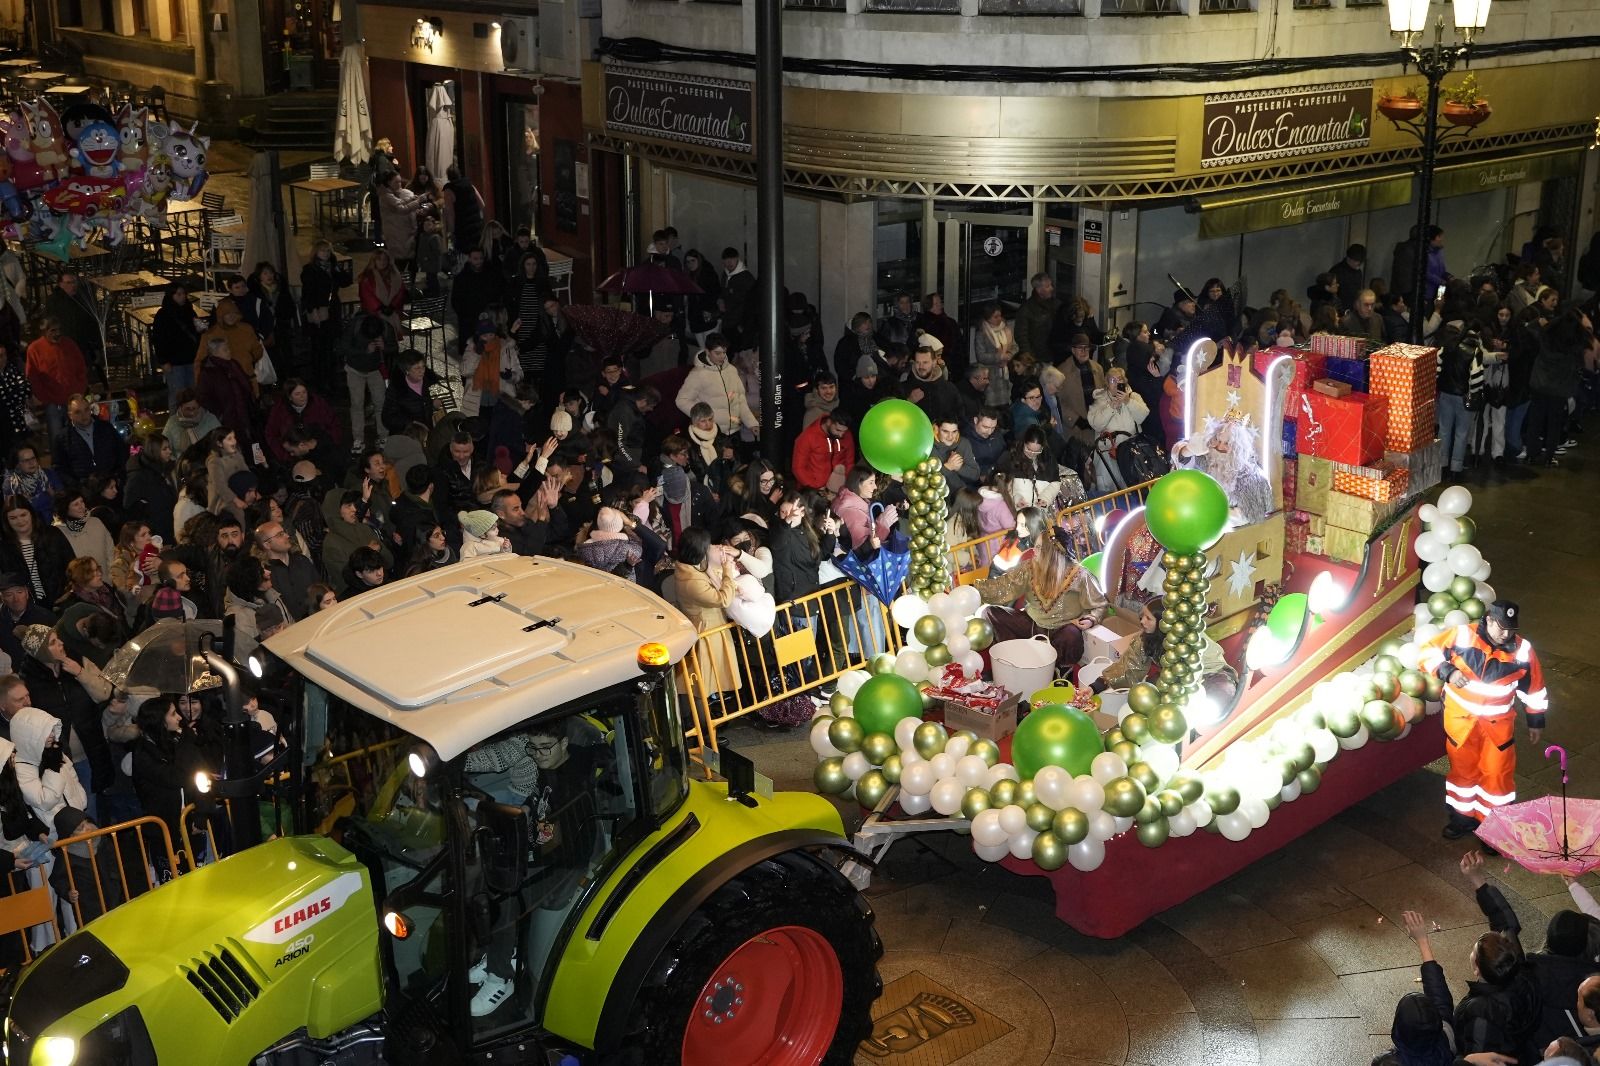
[836,503,910,606]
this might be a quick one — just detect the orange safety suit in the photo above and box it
[1420,622,1547,822]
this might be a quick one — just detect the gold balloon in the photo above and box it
[1051,807,1089,844]
[861,732,897,765]
[952,730,979,746]
[856,770,890,809]
[1128,682,1161,716]
[1032,831,1068,871]
[882,754,904,784]
[990,779,1018,807]
[1121,712,1151,744]
[924,643,953,668]
[965,617,996,652]
[1111,740,1139,763]
[1156,789,1185,817]
[1102,776,1147,817]
[913,615,947,646]
[1128,761,1160,793]
[970,739,1001,767]
[1171,775,1204,805]
[1135,797,1163,824]
[870,653,898,675]
[829,691,853,716]
[1136,817,1170,848]
[1104,728,1126,748]
[814,757,850,794]
[828,717,864,753]
[1026,802,1055,832]
[961,787,993,820]
[1149,706,1189,744]
[1017,780,1038,808]
[913,721,949,758]
[916,681,936,709]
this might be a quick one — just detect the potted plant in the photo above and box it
[1377,87,1424,122]
[1441,74,1491,126]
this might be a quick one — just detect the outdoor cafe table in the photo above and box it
[288,176,361,233]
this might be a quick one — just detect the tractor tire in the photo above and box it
[623,848,882,1066]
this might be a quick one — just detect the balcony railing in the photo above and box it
[785,0,847,8]
[863,0,962,10]
[1102,0,1182,14]
[1198,0,1251,12]
[979,0,1085,12]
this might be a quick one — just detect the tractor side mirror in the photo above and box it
[477,802,530,896]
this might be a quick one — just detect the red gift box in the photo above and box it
[1285,514,1309,555]
[1283,458,1298,509]
[1255,347,1326,415]
[1296,390,1389,466]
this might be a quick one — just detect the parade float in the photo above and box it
[817,337,1484,936]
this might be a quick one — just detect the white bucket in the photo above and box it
[990,634,1058,698]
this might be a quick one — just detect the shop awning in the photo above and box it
[1195,172,1413,240]
[1432,148,1585,200]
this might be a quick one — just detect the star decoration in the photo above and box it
[1227,549,1259,599]
[1226,389,1241,410]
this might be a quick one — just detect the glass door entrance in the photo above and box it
[938,210,1031,329]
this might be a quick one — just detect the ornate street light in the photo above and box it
[1384,0,1493,341]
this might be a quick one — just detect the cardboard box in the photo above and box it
[1324,525,1369,565]
[1297,390,1389,466]
[1332,462,1410,501]
[1386,441,1444,495]
[1324,489,1403,535]
[1084,613,1141,663]
[1313,378,1354,398]
[1296,455,1333,514]
[941,693,1021,742]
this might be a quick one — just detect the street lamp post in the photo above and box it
[1384,0,1492,342]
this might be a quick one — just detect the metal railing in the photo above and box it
[979,0,1085,11]
[1102,0,1182,13]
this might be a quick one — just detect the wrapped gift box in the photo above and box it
[1369,342,1439,452]
[1385,441,1444,495]
[1324,489,1403,535]
[1322,355,1370,392]
[1285,515,1309,555]
[1297,390,1388,466]
[1295,455,1333,514]
[1309,334,1370,360]
[1313,378,1354,398]
[1323,525,1368,565]
[1255,348,1328,417]
[1283,458,1298,508]
[1306,533,1327,556]
[1385,401,1437,452]
[1332,461,1410,502]
[1281,417,1298,460]
[1084,613,1141,664]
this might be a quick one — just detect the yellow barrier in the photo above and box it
[680,479,1155,751]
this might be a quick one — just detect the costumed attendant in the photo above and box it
[1420,600,1547,842]
[976,523,1106,671]
[1089,598,1238,702]
[989,505,1044,576]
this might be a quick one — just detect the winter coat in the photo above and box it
[790,420,857,492]
[195,353,258,441]
[931,437,980,495]
[377,185,425,259]
[54,516,115,573]
[24,336,89,407]
[675,351,758,436]
[1015,295,1058,361]
[899,369,962,426]
[1456,882,1545,1064]
[0,526,75,607]
[223,586,291,667]
[10,706,88,829]
[720,266,757,351]
[451,265,505,338]
[1530,333,1583,401]
[152,301,203,369]
[300,258,344,326]
[52,417,129,487]
[673,559,740,692]
[973,320,1017,407]
[963,425,1007,473]
[606,399,650,468]
[1088,388,1151,439]
[265,391,344,463]
[830,488,896,555]
[768,521,835,604]
[122,451,179,543]
[194,300,263,387]
[801,388,840,428]
[130,731,190,844]
[460,526,511,560]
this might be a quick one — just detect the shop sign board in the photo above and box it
[603,65,754,155]
[1202,82,1373,169]
[1432,151,1583,199]
[1198,174,1410,239]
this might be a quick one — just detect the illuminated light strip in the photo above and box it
[1259,352,1292,500]
[1096,504,1146,597]
[1179,338,1212,443]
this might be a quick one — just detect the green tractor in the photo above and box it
[4,557,881,1065]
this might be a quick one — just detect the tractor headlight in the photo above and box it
[34,1036,75,1066]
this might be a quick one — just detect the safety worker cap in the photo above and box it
[1486,600,1520,630]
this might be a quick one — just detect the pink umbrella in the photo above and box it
[596,262,704,297]
[1476,746,1600,876]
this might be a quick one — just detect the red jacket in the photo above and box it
[264,390,345,462]
[790,419,856,491]
[24,336,88,406]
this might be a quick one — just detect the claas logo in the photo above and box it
[273,896,333,936]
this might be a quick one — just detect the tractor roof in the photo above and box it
[264,557,697,760]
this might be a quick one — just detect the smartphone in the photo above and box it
[251,443,267,467]
[1435,284,1446,301]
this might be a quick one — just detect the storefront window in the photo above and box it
[875,200,923,318]
[503,101,541,237]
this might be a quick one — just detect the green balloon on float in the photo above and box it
[913,721,949,758]
[1454,517,1476,544]
[1325,706,1360,738]
[1398,669,1427,698]
[1462,597,1486,621]
[1171,775,1204,805]
[882,754,903,784]
[1448,575,1476,602]
[1032,831,1069,871]
[1423,675,1445,702]
[965,617,995,652]
[961,787,993,820]
[951,730,979,746]
[1137,818,1171,848]
[1082,552,1104,581]
[969,738,1001,767]
[1297,766,1322,794]
[916,681,936,710]
[1011,704,1105,779]
[829,691,854,716]
[990,779,1018,807]
[1292,743,1316,774]
[1026,802,1056,832]
[828,717,864,753]
[1267,593,1309,643]
[856,770,890,809]
[1156,790,1185,817]
[1111,739,1139,763]
[1121,712,1151,744]
[1135,797,1163,824]
[1052,807,1089,844]
[859,398,935,475]
[1104,728,1126,748]
[1128,682,1162,716]
[1378,637,1405,657]
[913,615,947,646]
[1355,678,1382,703]
[869,653,897,676]
[1128,761,1160,793]
[1207,786,1241,815]
[1361,699,1397,735]
[852,674,925,737]
[1371,671,1401,702]
[814,757,850,794]
[1016,780,1038,809]
[1162,551,1182,570]
[861,732,897,765]
[1265,792,1282,810]
[1145,470,1229,554]
[1427,592,1456,620]
[1374,654,1402,676]
[924,643,953,668]
[1102,776,1147,817]
[1149,705,1189,744]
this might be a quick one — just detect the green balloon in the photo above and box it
[1361,699,1398,735]
[1461,597,1486,621]
[1052,807,1089,844]
[913,615,947,646]
[990,779,1018,807]
[961,787,993,820]
[852,674,925,737]
[1135,796,1163,824]
[917,681,936,710]
[1371,671,1401,702]
[1149,705,1189,744]
[1011,705,1105,779]
[814,757,850,794]
[1448,575,1477,602]
[1267,593,1309,644]
[1265,792,1282,810]
[828,691,853,716]
[1373,654,1403,676]
[1029,680,1079,708]
[1156,790,1185,817]
[861,732,897,765]
[913,721,949,759]
[881,754,903,784]
[969,738,1001,767]
[1171,775,1205,805]
[964,617,995,652]
[1145,470,1229,554]
[1111,740,1140,763]
[1454,516,1476,544]
[1398,670,1427,698]
[1128,761,1161,793]
[1016,779,1038,809]
[1137,817,1170,848]
[828,717,864,753]
[856,770,890,809]
[1128,682,1162,716]
[859,398,935,476]
[1292,743,1316,774]
[1378,637,1406,657]
[1121,712,1151,744]
[1296,766,1323,795]
[1032,831,1069,871]
[1423,675,1445,702]
[1325,706,1360,738]
[1427,592,1456,621]
[1207,786,1241,815]
[869,653,897,676]
[1026,802,1056,832]
[1102,776,1147,817]
[924,643,953,668]
[1082,552,1105,581]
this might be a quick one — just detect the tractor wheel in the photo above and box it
[625,849,882,1066]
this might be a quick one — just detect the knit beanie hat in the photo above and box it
[151,586,185,619]
[550,410,573,434]
[1545,910,1591,957]
[16,623,54,663]
[459,510,500,540]
[228,470,259,498]
[855,354,881,380]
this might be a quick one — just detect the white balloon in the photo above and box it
[950,585,983,617]
[1240,797,1270,829]
[974,841,1010,863]
[955,755,991,788]
[1429,515,1461,544]
[931,777,967,816]
[1412,605,1434,627]
[842,752,872,781]
[1169,809,1197,837]
[1397,642,1422,670]
[1090,751,1128,785]
[837,670,870,698]
[1218,812,1252,841]
[1068,836,1106,872]
[1472,561,1491,582]
[1070,776,1107,813]
[1437,484,1473,517]
[894,649,929,683]
[891,594,929,630]
[1442,610,1470,629]
[1414,622,1441,644]
[1338,723,1370,750]
[945,633,972,659]
[1447,544,1483,576]
[1112,816,1135,834]
[971,808,1007,847]
[1087,809,1118,841]
[1188,799,1214,828]
[1008,828,1040,859]
[1418,503,1440,524]
[905,638,926,654]
[1033,766,1070,809]
[956,651,986,678]
[926,592,953,619]
[894,718,920,753]
[810,719,842,758]
[1415,533,1448,563]
[1279,779,1302,803]
[1475,582,1495,602]
[928,753,956,781]
[1309,728,1339,764]
[987,763,1021,787]
[901,761,936,797]
[899,790,932,815]
[1139,744,1181,787]
[938,601,970,628]
[998,804,1029,837]
[1422,561,1454,593]
[944,735,972,760]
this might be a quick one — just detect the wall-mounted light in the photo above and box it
[210,0,228,32]
[411,16,442,51]
[491,20,501,29]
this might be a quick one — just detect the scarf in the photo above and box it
[856,330,877,357]
[76,584,114,611]
[60,516,86,535]
[687,423,720,467]
[366,266,402,310]
[981,318,1011,352]
[473,337,503,395]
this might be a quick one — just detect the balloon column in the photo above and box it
[1413,485,1493,636]
[858,399,948,598]
[1,99,209,252]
